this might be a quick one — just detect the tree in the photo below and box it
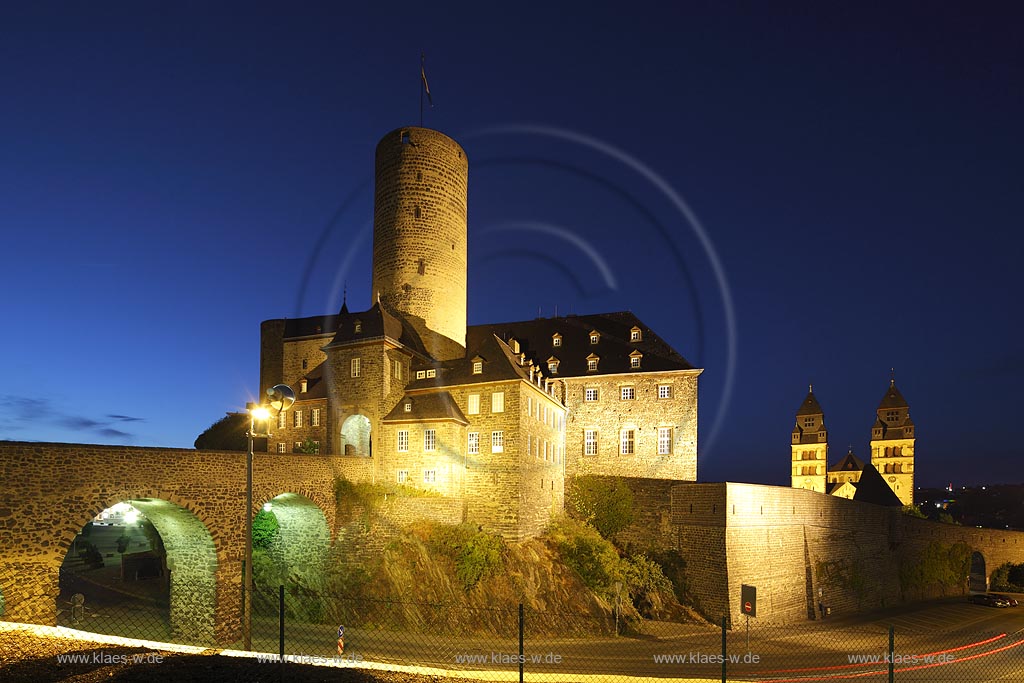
[194,413,266,451]
[567,475,635,539]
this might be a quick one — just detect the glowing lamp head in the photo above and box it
[250,406,271,421]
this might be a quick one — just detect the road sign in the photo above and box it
[741,584,757,617]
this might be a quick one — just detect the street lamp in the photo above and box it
[244,384,294,650]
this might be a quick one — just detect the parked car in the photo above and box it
[968,593,1011,608]
[988,593,1019,607]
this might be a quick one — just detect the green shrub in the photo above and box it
[991,562,1024,591]
[646,549,690,603]
[566,476,635,539]
[902,504,927,519]
[548,517,622,593]
[252,510,279,550]
[427,523,505,589]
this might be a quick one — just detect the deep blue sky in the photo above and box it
[2,2,1021,487]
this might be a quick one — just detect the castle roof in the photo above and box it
[405,333,552,393]
[852,464,904,507]
[878,380,909,409]
[466,311,695,377]
[289,361,328,400]
[795,389,824,416]
[829,448,865,473]
[382,391,468,424]
[321,302,430,357]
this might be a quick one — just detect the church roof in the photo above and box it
[826,481,858,495]
[795,389,824,416]
[829,448,865,473]
[852,464,904,507]
[382,391,469,424]
[466,311,695,377]
[878,380,909,409]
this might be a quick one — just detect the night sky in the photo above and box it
[2,3,1021,488]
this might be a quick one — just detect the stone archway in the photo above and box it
[341,414,372,456]
[58,497,218,645]
[969,551,987,593]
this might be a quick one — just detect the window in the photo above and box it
[468,432,479,454]
[393,360,402,379]
[492,391,504,413]
[404,401,412,412]
[527,396,532,416]
[548,361,558,374]
[351,357,361,378]
[620,429,635,455]
[590,331,600,344]
[397,430,409,452]
[311,440,320,454]
[400,130,410,144]
[658,385,671,399]
[658,427,673,455]
[803,417,814,427]
[293,410,303,428]
[467,394,480,415]
[414,206,421,219]
[585,387,599,402]
[630,356,641,368]
[424,429,436,451]
[886,410,899,422]
[416,370,425,379]
[293,441,303,453]
[397,470,408,484]
[277,442,287,453]
[552,334,562,347]
[621,387,635,400]
[354,321,362,333]
[492,431,504,453]
[423,469,436,483]
[299,379,308,393]
[311,408,321,427]
[543,405,548,423]
[302,359,308,370]
[426,369,436,378]
[630,327,642,342]
[472,361,483,374]
[278,412,286,429]
[588,358,599,372]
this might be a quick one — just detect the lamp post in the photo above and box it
[243,384,294,651]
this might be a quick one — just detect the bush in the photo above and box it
[427,523,505,589]
[647,549,690,603]
[548,517,622,594]
[902,504,927,519]
[991,562,1024,591]
[566,476,635,539]
[252,510,279,550]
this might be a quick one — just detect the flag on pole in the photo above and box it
[421,53,433,107]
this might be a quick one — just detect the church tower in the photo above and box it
[791,386,828,493]
[370,127,468,361]
[870,376,915,505]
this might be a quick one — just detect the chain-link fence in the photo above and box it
[3,566,1024,681]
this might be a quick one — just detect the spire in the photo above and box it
[340,283,349,314]
[890,367,895,387]
[796,386,824,416]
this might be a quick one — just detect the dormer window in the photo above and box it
[552,333,562,347]
[416,370,425,380]
[473,361,483,374]
[354,320,362,333]
[587,353,599,372]
[629,350,642,369]
[589,330,600,345]
[404,401,412,412]
[547,357,560,374]
[299,379,308,393]
[426,369,436,378]
[630,326,642,342]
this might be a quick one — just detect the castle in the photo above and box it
[790,381,916,505]
[258,126,701,539]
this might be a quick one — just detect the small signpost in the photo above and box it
[741,584,756,650]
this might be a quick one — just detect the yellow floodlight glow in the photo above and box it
[250,406,270,421]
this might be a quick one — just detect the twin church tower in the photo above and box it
[790,380,916,505]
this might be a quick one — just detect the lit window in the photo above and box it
[621,387,635,400]
[527,396,532,416]
[549,361,558,374]
[423,469,436,483]
[630,356,641,368]
[397,470,408,484]
[590,331,600,344]
[630,327,642,342]
[277,442,287,453]
[424,429,436,451]
[492,431,504,453]
[552,334,562,347]
[354,321,362,333]
[393,361,402,379]
[468,432,479,454]
[587,357,599,371]
[311,408,321,427]
[300,379,308,393]
[293,441,303,453]
[467,394,480,414]
[311,440,320,454]
[397,430,409,452]
[585,388,598,402]
[404,402,412,412]
[658,385,671,399]
[620,429,635,455]
[492,391,505,413]
[278,412,286,429]
[293,410,303,428]
[473,361,483,374]
[426,369,436,378]
[658,427,673,455]
[351,357,361,378]
[416,370,425,379]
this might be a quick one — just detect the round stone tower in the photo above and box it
[371,127,468,360]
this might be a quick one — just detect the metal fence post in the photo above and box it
[721,615,727,683]
[279,584,285,668]
[888,625,895,683]
[519,602,525,683]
